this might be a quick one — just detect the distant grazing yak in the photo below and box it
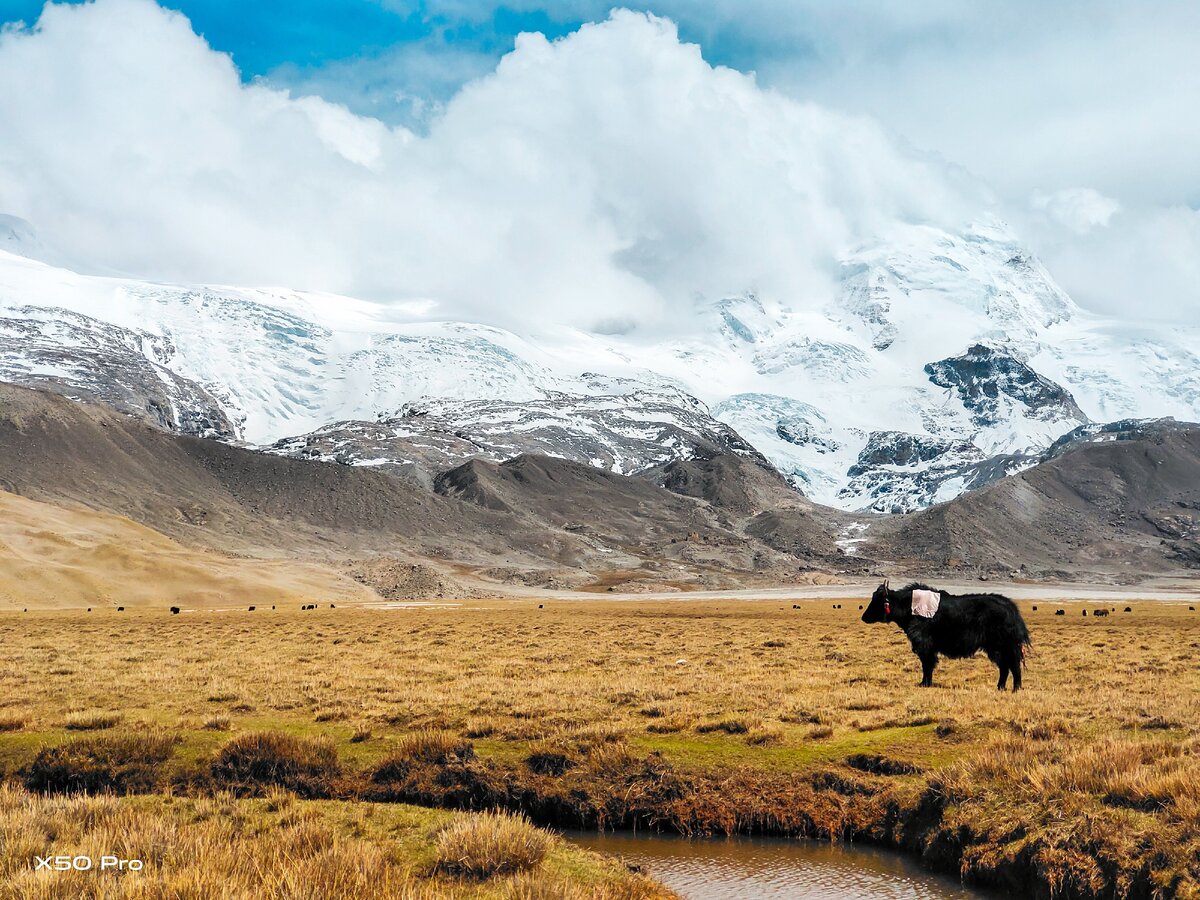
[861,582,1031,691]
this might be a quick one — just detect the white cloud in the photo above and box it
[1015,186,1199,322]
[374,1,1200,214]
[1028,204,1200,323]
[0,0,988,337]
[1031,188,1120,236]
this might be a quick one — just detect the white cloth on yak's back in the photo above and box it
[911,589,941,618]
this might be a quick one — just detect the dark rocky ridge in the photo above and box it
[925,343,1087,429]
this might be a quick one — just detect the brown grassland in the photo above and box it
[0,598,1198,898]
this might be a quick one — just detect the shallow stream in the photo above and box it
[567,831,1000,899]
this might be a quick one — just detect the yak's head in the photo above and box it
[861,581,891,623]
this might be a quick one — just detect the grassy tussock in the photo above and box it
[433,811,551,879]
[0,712,30,732]
[210,731,341,798]
[62,711,122,731]
[20,732,177,796]
[373,731,476,783]
[525,741,579,776]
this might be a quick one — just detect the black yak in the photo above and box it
[861,582,1031,691]
[170,606,180,615]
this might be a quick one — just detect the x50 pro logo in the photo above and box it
[34,856,143,872]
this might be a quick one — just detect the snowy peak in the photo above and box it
[831,222,1077,354]
[1,215,1198,515]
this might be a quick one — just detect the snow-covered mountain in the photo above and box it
[264,377,764,487]
[1,215,1197,512]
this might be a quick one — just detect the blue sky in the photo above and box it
[0,1,756,123]
[0,1,872,135]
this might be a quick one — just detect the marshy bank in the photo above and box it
[1,600,1198,897]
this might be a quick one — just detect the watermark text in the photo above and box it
[34,855,143,872]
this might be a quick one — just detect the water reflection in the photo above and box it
[568,831,997,900]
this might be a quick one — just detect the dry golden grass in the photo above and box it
[20,731,178,796]
[433,811,551,878]
[62,711,122,732]
[0,598,1197,896]
[0,785,666,899]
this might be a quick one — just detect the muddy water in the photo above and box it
[568,831,999,899]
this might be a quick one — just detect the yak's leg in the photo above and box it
[1008,650,1023,692]
[919,652,937,687]
[987,648,1008,690]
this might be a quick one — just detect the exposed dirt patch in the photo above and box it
[345,559,476,600]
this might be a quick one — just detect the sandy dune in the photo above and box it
[0,490,378,610]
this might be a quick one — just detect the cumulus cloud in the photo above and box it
[0,0,988,336]
[350,1,1200,215]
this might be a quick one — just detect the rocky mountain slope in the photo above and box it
[0,384,834,591]
[264,379,762,488]
[871,418,1200,580]
[2,384,1198,594]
